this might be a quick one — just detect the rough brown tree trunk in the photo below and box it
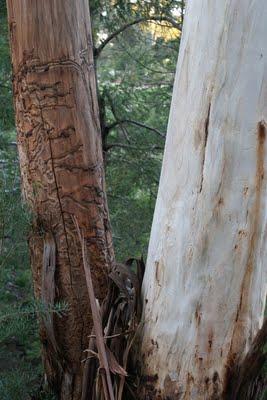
[6,1,114,399]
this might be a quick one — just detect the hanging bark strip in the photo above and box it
[6,1,114,398]
[80,253,145,399]
[73,217,115,400]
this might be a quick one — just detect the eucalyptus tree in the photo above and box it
[141,1,267,399]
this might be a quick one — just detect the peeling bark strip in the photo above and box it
[141,0,267,398]
[73,218,115,400]
[6,1,114,399]
[41,232,58,354]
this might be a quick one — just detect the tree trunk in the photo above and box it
[140,1,267,398]
[6,1,114,399]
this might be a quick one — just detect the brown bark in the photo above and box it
[6,1,114,399]
[225,319,267,400]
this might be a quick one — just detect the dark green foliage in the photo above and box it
[93,0,181,259]
[0,1,13,133]
[0,142,41,399]
[0,128,63,399]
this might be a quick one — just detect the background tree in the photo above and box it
[6,1,114,399]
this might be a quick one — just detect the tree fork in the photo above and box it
[6,1,114,399]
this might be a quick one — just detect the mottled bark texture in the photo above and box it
[6,1,114,399]
[140,0,267,399]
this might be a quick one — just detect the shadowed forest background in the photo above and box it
[0,1,183,398]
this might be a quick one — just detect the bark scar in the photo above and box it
[199,102,211,193]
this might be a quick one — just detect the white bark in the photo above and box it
[141,1,267,398]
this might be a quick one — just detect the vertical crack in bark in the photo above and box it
[38,95,87,390]
[36,93,74,284]
[47,134,73,283]
[199,102,211,193]
[47,129,87,360]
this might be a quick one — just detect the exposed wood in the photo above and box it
[6,1,114,398]
[140,0,267,398]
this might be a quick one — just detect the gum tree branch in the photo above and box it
[107,119,166,139]
[95,16,181,57]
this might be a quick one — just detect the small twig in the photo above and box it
[88,330,134,340]
[107,119,165,139]
[105,143,163,152]
[81,349,99,363]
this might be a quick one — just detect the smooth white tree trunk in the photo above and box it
[141,1,267,398]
